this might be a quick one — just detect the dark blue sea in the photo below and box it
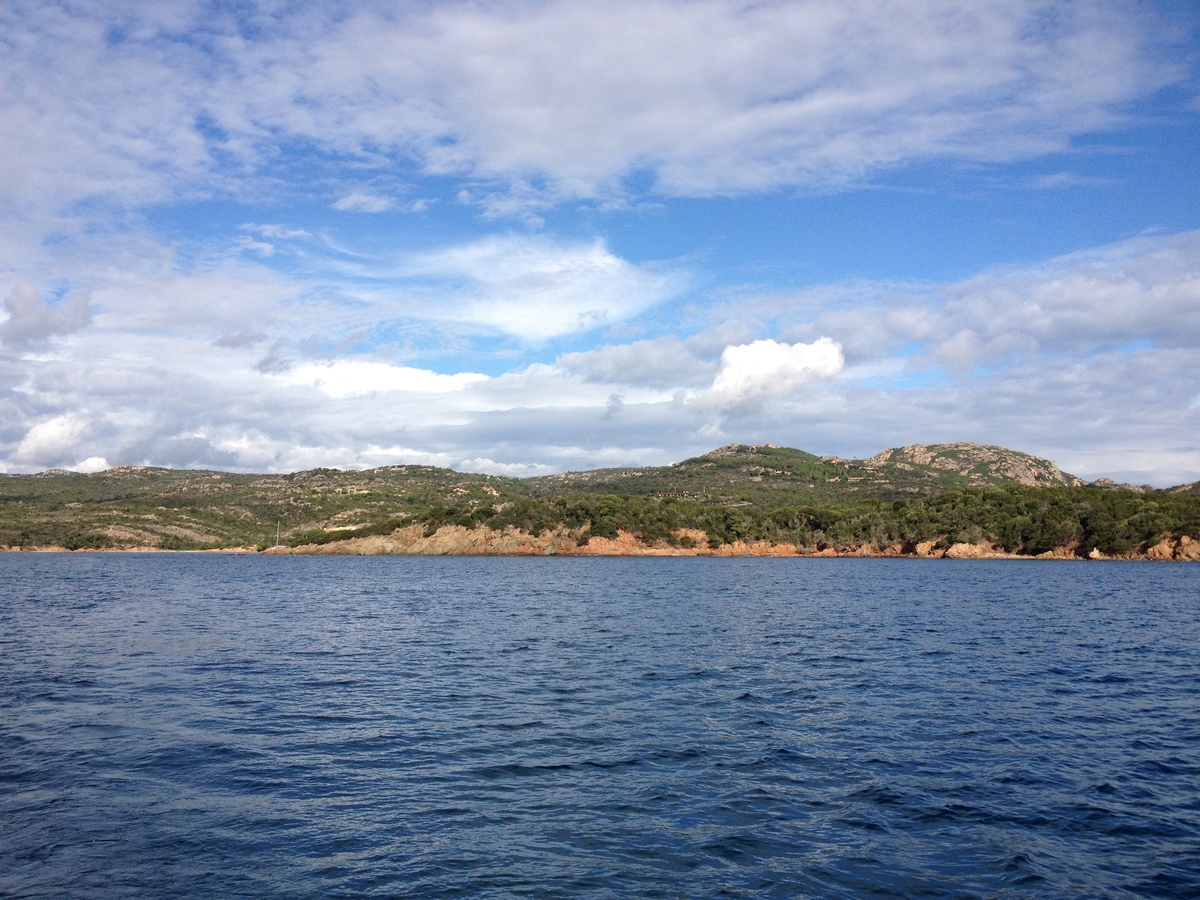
[1,555,1198,898]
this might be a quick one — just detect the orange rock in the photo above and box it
[1146,541,1175,561]
[945,542,985,559]
[1175,537,1200,561]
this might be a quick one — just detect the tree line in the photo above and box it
[315,484,1200,555]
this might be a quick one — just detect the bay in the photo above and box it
[1,555,1198,897]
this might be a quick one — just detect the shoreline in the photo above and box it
[233,524,1200,562]
[6,527,1196,561]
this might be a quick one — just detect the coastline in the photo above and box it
[279,525,1200,560]
[10,525,1194,560]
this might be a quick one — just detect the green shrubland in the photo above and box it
[1,452,1196,555]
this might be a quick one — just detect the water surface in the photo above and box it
[2,555,1198,897]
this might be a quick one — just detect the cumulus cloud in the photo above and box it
[404,236,684,340]
[12,413,91,466]
[701,338,844,412]
[71,456,109,474]
[0,284,93,347]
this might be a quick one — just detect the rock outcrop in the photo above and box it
[278,525,1200,560]
[289,525,801,557]
[1145,535,1200,561]
[865,442,1083,487]
[1088,477,1151,494]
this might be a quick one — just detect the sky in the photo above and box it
[1,0,1198,485]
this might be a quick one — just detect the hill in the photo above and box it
[0,464,520,550]
[1,443,1195,556]
[525,441,1083,505]
[1169,480,1200,497]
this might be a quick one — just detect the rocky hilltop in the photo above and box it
[863,442,1084,487]
[1169,480,1200,497]
[525,441,1084,505]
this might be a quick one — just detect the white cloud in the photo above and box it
[457,458,557,477]
[3,229,1196,483]
[71,456,109,473]
[332,192,395,213]
[275,360,488,398]
[247,224,311,240]
[556,336,714,388]
[404,236,684,340]
[0,0,1196,509]
[775,230,1200,376]
[702,337,844,411]
[1025,172,1122,190]
[0,2,214,218]
[244,0,1167,201]
[236,236,275,256]
[933,329,987,375]
[13,413,91,465]
[0,0,1175,217]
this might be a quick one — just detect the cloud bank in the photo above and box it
[1,230,1196,483]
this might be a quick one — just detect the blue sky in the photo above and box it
[2,0,1198,484]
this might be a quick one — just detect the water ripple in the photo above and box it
[1,555,1198,897]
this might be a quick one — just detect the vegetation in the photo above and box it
[1,445,1196,555]
[0,464,519,551]
[364,486,1199,555]
[523,442,1085,505]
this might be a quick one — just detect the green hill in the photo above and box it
[0,464,520,550]
[1,443,1194,555]
[525,442,1083,505]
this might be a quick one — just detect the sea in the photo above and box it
[1,554,1198,898]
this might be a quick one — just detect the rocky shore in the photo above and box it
[7,528,1197,560]
[270,525,1200,561]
